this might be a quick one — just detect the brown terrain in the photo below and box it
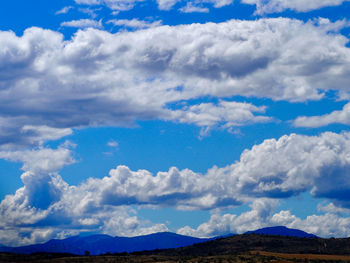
[2,234,350,263]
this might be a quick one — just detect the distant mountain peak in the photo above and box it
[245,226,318,238]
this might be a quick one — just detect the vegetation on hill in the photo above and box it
[2,233,350,262]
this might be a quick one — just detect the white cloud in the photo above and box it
[21,125,73,146]
[0,18,349,148]
[107,18,162,29]
[271,211,350,238]
[74,0,145,11]
[112,132,350,208]
[55,6,74,15]
[179,2,209,13]
[11,131,350,212]
[165,100,271,135]
[0,165,167,246]
[294,102,350,128]
[157,0,179,10]
[178,200,350,238]
[74,0,232,11]
[202,0,233,8]
[3,131,350,245]
[318,202,350,215]
[242,0,350,14]
[61,19,103,29]
[178,199,279,237]
[107,140,119,148]
[0,144,75,174]
[78,7,101,18]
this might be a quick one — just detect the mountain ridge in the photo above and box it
[244,226,318,238]
[0,226,318,255]
[0,232,209,255]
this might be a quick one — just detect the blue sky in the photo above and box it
[1,0,350,246]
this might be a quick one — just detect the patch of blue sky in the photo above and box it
[279,192,322,220]
[138,207,211,231]
[0,159,22,199]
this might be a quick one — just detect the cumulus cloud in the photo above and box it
[60,19,103,29]
[90,132,350,209]
[178,198,279,237]
[3,131,350,244]
[0,144,75,175]
[0,18,350,148]
[318,202,350,215]
[178,200,350,238]
[107,18,162,29]
[242,0,350,14]
[294,102,350,128]
[0,164,167,246]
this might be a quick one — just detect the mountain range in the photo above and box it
[0,226,317,255]
[245,226,318,238]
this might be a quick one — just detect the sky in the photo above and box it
[1,0,350,246]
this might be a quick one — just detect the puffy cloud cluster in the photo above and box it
[1,18,350,148]
[72,131,350,210]
[178,199,350,238]
[3,132,350,244]
[178,198,279,237]
[0,164,168,246]
[242,0,350,14]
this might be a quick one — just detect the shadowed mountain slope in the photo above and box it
[0,232,208,255]
[245,226,318,238]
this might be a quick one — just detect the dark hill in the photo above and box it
[245,226,318,238]
[155,234,350,257]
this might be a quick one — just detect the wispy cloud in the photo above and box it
[55,6,73,15]
[60,18,103,28]
[294,102,350,128]
[107,140,119,148]
[242,0,350,14]
[78,7,101,18]
[107,18,162,29]
[74,0,145,11]
[179,2,209,13]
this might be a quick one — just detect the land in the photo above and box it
[2,234,350,263]
[2,252,350,263]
